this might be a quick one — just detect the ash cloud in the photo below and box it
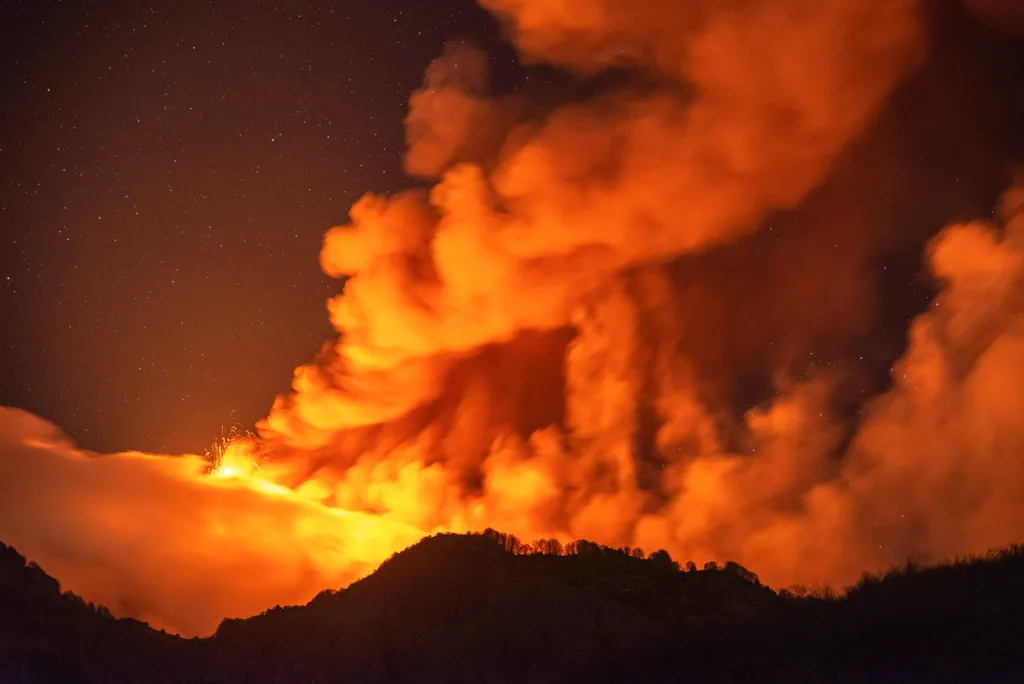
[0,408,422,636]
[264,0,922,445]
[256,0,1024,589]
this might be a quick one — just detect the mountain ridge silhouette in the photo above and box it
[2,530,1022,683]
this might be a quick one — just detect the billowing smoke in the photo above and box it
[2,0,1024,638]
[262,0,922,443]
[257,0,928,555]
[0,409,422,636]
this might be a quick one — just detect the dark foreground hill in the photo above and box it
[0,542,183,684]
[2,531,1023,683]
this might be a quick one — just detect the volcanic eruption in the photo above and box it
[2,0,1023,637]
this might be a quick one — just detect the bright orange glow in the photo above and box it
[209,437,259,480]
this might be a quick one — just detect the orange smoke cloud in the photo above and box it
[265,0,922,445]
[839,188,1024,566]
[250,0,930,578]
[4,0,1024,638]
[0,409,423,636]
[404,42,528,180]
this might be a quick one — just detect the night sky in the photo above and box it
[0,0,525,454]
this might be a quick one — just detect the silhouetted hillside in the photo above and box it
[203,532,779,683]
[2,532,1024,683]
[0,542,184,684]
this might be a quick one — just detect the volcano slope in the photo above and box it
[2,531,1023,684]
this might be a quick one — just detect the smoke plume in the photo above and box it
[0,409,422,636]
[264,0,922,444]
[3,0,1024,637]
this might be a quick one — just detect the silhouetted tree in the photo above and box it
[532,538,564,556]
[649,549,676,571]
[724,561,759,585]
[566,540,601,556]
[482,528,527,554]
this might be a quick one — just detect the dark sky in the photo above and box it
[0,0,521,454]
